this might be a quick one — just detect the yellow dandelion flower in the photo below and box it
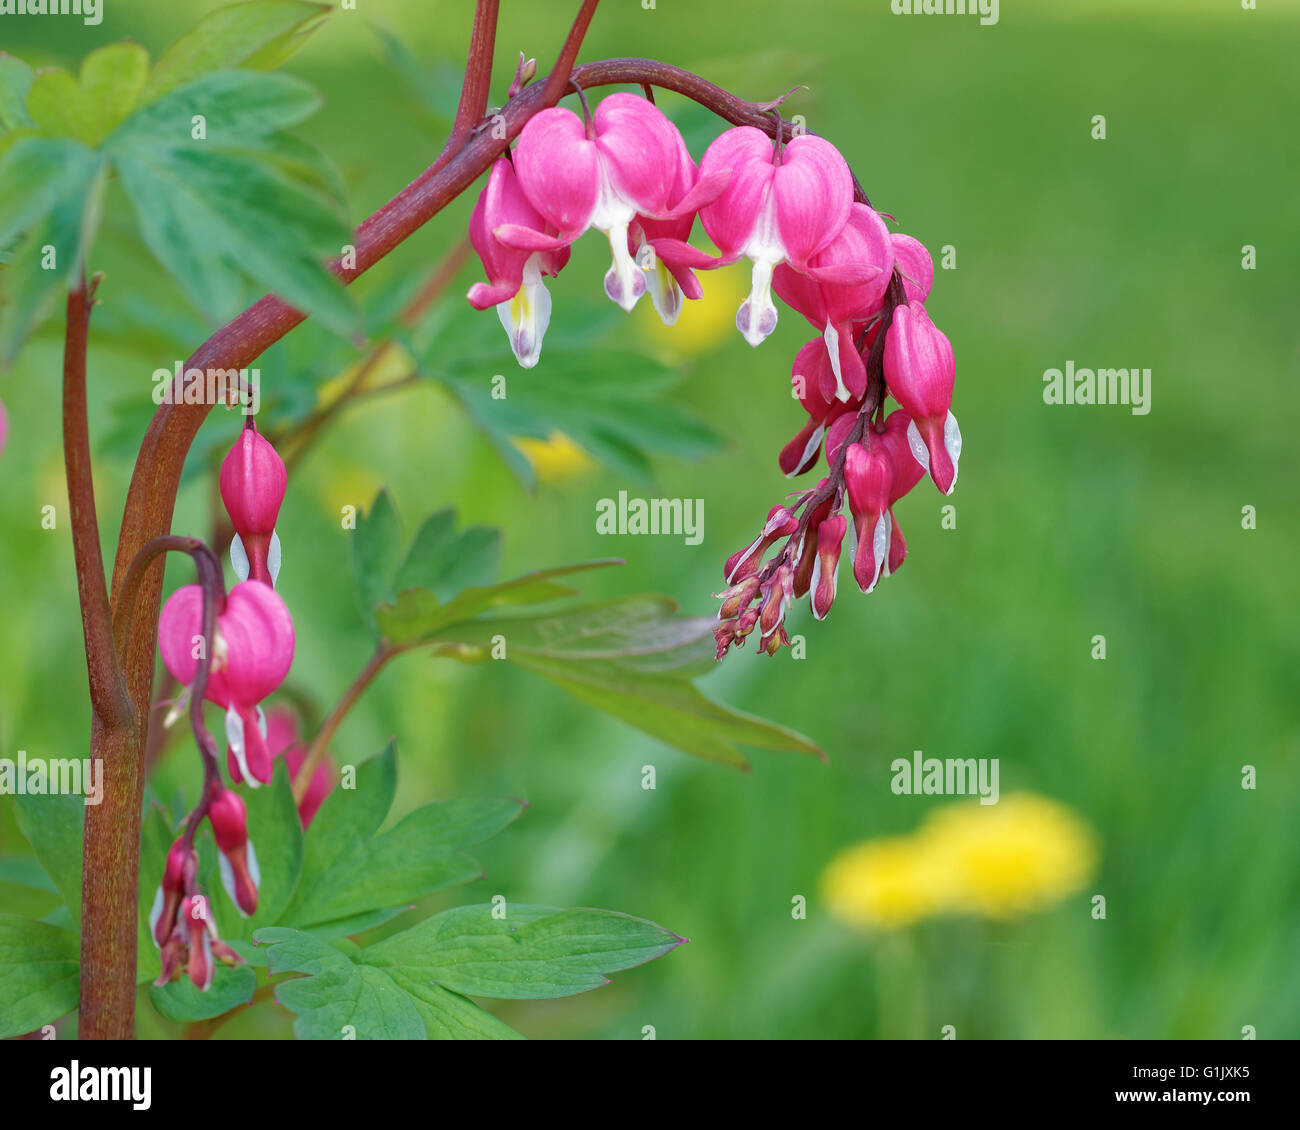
[918,793,1098,920]
[820,793,1099,931]
[512,431,594,484]
[821,835,953,930]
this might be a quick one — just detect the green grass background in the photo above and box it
[1,0,1297,1038]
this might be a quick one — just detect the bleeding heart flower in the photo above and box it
[148,838,196,948]
[513,93,722,313]
[627,130,723,326]
[698,128,861,347]
[844,440,893,594]
[208,787,260,917]
[883,301,961,495]
[220,422,286,586]
[773,203,894,403]
[158,581,295,788]
[467,157,572,368]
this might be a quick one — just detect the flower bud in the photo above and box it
[810,514,848,620]
[208,789,260,917]
[181,894,218,992]
[149,838,197,947]
[220,423,286,585]
[844,442,893,594]
[722,505,798,585]
[882,302,961,495]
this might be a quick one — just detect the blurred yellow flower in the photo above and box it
[821,793,1098,931]
[512,431,594,484]
[923,793,1098,920]
[821,835,953,930]
[637,261,748,357]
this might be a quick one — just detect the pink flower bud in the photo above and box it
[810,514,848,620]
[220,424,286,585]
[844,442,893,593]
[149,838,196,947]
[208,788,259,917]
[791,490,835,597]
[722,506,799,584]
[882,302,961,495]
[180,894,218,992]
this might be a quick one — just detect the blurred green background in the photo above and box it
[2,0,1298,1039]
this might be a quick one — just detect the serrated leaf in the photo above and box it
[27,42,150,147]
[256,928,427,1039]
[13,792,83,919]
[150,961,257,1023]
[362,904,684,1000]
[285,744,397,926]
[144,1,332,103]
[114,69,321,148]
[391,510,501,603]
[0,145,105,363]
[0,136,96,251]
[106,70,355,334]
[418,595,823,767]
[0,915,79,1038]
[111,144,355,333]
[351,489,403,633]
[0,54,35,132]
[375,560,622,647]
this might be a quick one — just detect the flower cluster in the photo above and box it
[465,94,959,657]
[152,420,297,990]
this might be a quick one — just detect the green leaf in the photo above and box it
[144,1,332,103]
[281,744,397,923]
[13,792,83,919]
[255,928,428,1039]
[0,54,35,132]
[113,69,321,148]
[426,326,721,487]
[150,962,257,1024]
[209,764,303,940]
[0,136,96,250]
[375,559,622,647]
[106,70,356,334]
[27,42,150,147]
[391,509,502,603]
[279,743,520,929]
[350,489,404,633]
[0,916,79,1038]
[0,145,106,363]
[0,856,57,894]
[363,904,685,1000]
[384,972,523,1040]
[284,797,523,928]
[419,595,824,768]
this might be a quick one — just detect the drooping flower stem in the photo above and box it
[291,646,394,806]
